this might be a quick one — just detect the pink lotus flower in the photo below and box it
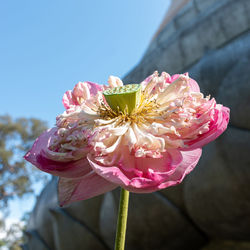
[24,72,229,206]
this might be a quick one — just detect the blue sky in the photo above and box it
[0,0,170,221]
[0,0,170,127]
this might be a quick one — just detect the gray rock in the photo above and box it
[124,0,250,84]
[184,127,250,240]
[217,58,250,130]
[202,240,250,250]
[110,190,205,250]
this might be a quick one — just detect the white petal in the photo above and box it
[157,75,189,105]
[108,76,123,87]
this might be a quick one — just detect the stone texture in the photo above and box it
[100,190,206,250]
[25,178,108,250]
[25,177,58,249]
[124,0,250,84]
[159,183,186,212]
[174,2,198,29]
[184,127,250,240]
[194,0,220,13]
[202,240,250,250]
[217,58,250,130]
[99,192,117,249]
[47,208,108,250]
[189,32,250,129]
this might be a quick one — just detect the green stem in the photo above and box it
[114,188,130,250]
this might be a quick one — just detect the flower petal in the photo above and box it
[157,74,189,105]
[88,153,130,186]
[62,90,77,109]
[24,128,92,178]
[184,106,230,149]
[62,81,103,109]
[84,81,103,96]
[108,76,123,87]
[36,155,93,178]
[158,148,202,188]
[87,148,184,191]
[24,128,57,165]
[58,173,117,206]
[140,71,158,90]
[125,148,202,193]
[188,77,200,92]
[73,82,90,100]
[171,73,200,92]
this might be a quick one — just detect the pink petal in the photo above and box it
[170,73,200,92]
[73,82,91,100]
[158,148,202,189]
[62,90,78,109]
[84,81,103,96]
[141,72,156,84]
[87,148,198,193]
[185,106,230,149]
[108,76,123,87]
[170,74,180,82]
[58,173,117,206]
[62,81,103,109]
[88,154,130,186]
[24,128,56,165]
[36,154,93,178]
[188,78,200,92]
[121,148,183,175]
[140,71,158,89]
[24,128,91,178]
[124,148,202,193]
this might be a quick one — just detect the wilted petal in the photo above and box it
[24,128,92,178]
[24,128,57,165]
[124,126,137,151]
[102,136,123,154]
[58,173,117,206]
[36,155,93,178]
[130,123,165,157]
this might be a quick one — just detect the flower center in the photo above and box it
[103,84,141,114]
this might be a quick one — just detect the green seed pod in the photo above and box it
[103,84,141,114]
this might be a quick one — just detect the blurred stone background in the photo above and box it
[23,0,250,249]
